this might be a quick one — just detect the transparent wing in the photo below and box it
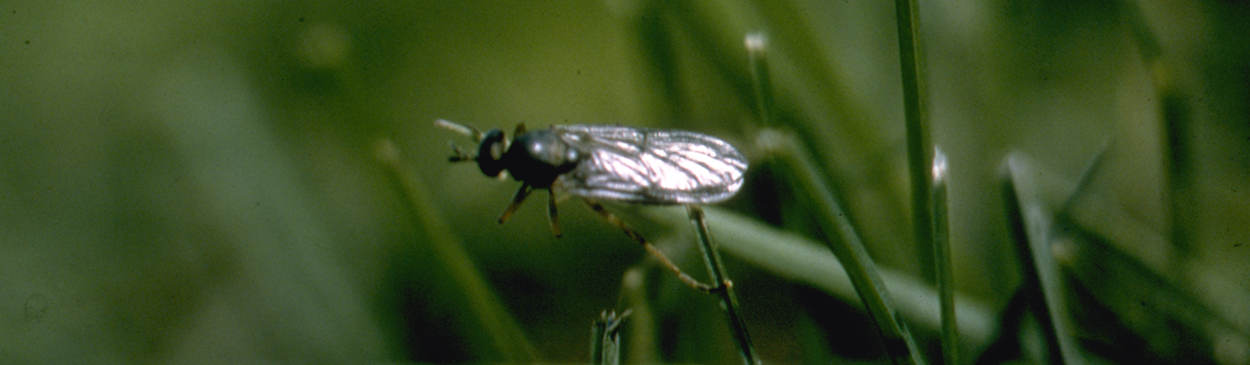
[553,125,747,205]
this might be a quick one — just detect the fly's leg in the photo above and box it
[447,142,475,162]
[582,198,722,294]
[547,190,562,237]
[498,184,563,237]
[498,184,532,224]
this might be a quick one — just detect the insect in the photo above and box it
[435,119,748,292]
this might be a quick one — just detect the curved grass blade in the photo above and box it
[375,139,539,362]
[626,204,999,359]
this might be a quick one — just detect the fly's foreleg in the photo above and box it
[498,184,532,224]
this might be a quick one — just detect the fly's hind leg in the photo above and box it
[582,198,722,294]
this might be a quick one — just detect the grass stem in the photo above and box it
[761,130,924,365]
[931,148,958,365]
[748,30,923,364]
[895,0,936,286]
[688,205,760,365]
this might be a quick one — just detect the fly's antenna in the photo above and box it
[436,119,485,162]
[435,119,484,142]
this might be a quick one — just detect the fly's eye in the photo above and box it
[490,140,505,160]
[476,129,507,177]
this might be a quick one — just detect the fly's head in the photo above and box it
[436,119,505,179]
[475,128,508,178]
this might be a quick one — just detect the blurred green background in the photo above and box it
[2,0,1248,364]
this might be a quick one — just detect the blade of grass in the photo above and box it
[1056,217,1250,363]
[688,205,760,365]
[1002,153,1083,364]
[626,204,999,358]
[895,0,937,287]
[1118,0,1194,264]
[749,31,922,364]
[1025,143,1250,362]
[744,2,917,253]
[760,129,925,365]
[375,139,539,363]
[931,148,958,365]
[745,0,895,155]
[746,32,775,128]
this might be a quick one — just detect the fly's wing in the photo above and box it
[553,125,747,205]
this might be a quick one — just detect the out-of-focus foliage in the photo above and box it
[1,0,1247,364]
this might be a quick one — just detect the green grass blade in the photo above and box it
[688,206,760,365]
[627,204,999,358]
[763,130,925,365]
[1119,0,1195,261]
[375,139,539,363]
[931,148,959,365]
[1002,154,1083,364]
[748,28,923,363]
[894,0,936,287]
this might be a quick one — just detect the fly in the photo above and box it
[436,119,748,292]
